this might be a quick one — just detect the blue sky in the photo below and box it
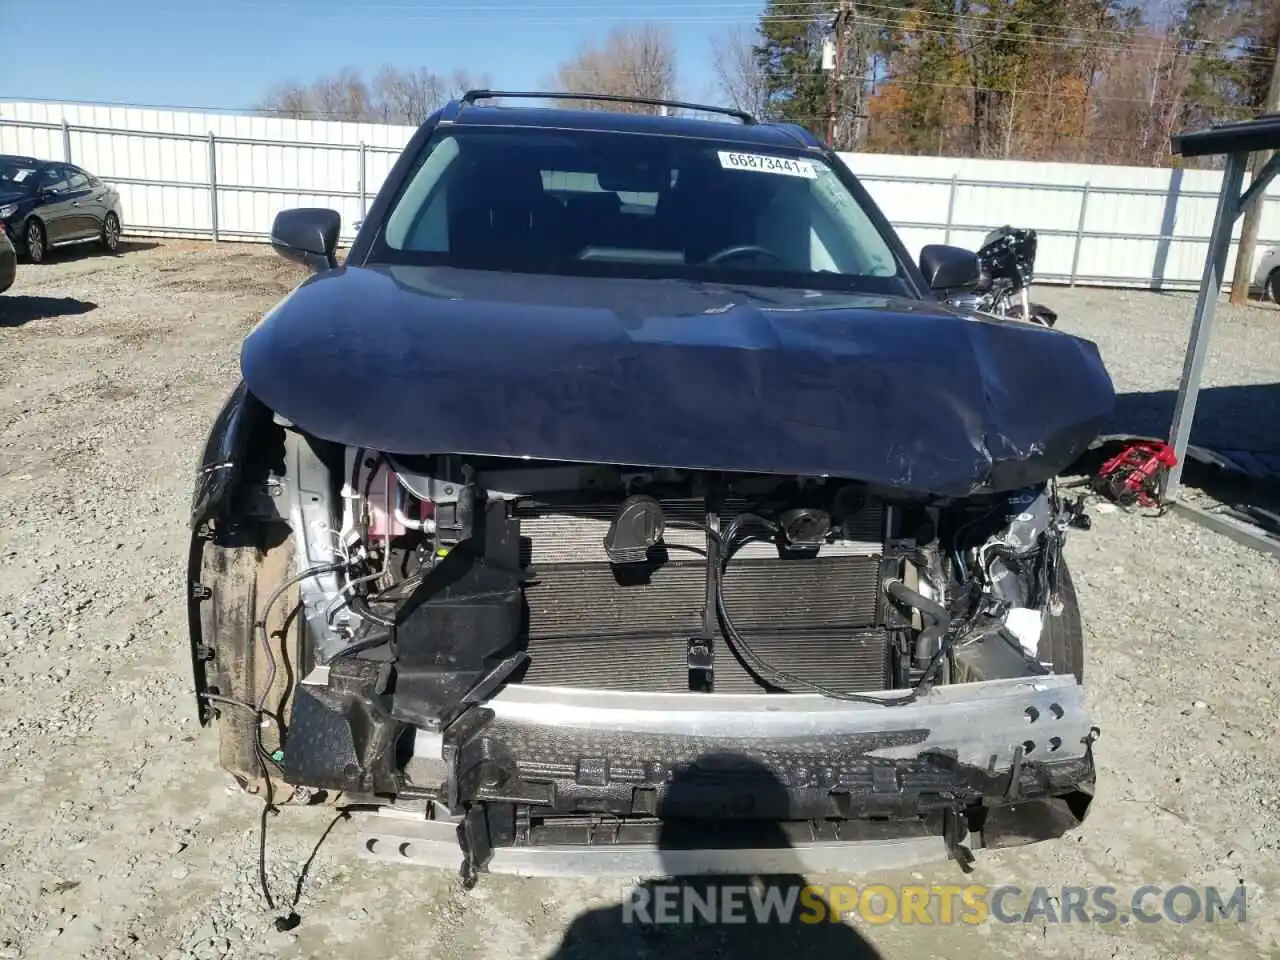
[1,0,767,113]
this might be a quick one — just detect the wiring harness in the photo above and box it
[704,510,957,706]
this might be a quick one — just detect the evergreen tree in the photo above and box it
[892,0,966,154]
[754,0,837,134]
[1239,0,1280,110]
[1177,0,1256,128]
[747,0,1263,163]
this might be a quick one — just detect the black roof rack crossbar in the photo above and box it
[459,89,757,125]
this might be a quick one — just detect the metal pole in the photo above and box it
[943,174,958,245]
[358,142,367,221]
[207,132,219,244]
[61,119,72,162]
[1229,42,1280,303]
[1165,150,1248,500]
[1069,183,1090,286]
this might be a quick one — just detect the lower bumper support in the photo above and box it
[357,809,952,879]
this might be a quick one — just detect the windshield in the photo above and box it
[0,161,39,192]
[373,126,912,294]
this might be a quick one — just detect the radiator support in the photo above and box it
[512,495,894,694]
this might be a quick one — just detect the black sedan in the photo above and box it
[0,155,124,263]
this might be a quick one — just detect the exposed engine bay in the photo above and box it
[192,420,1096,881]
[292,440,1074,702]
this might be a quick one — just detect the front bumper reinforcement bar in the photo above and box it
[322,674,1099,879]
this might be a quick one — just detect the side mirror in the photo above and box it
[919,244,982,293]
[270,207,341,272]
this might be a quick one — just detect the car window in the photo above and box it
[376,127,908,293]
[68,165,101,187]
[66,171,89,190]
[0,161,40,191]
[40,168,71,194]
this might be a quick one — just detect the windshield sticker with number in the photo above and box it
[717,151,818,179]
[11,169,34,182]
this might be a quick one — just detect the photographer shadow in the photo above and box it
[544,752,884,959]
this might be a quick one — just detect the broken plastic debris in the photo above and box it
[1006,607,1043,657]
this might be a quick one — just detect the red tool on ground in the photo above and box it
[1091,440,1179,509]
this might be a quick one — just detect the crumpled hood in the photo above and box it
[241,263,1116,497]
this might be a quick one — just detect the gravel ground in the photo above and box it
[0,242,1277,960]
[1041,285,1280,455]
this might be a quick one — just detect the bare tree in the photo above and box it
[375,66,445,125]
[444,67,493,100]
[554,23,678,111]
[710,25,769,118]
[257,81,313,119]
[309,67,374,120]
[258,65,494,124]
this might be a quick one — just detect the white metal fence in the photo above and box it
[3,97,1279,291]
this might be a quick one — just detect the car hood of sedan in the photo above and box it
[240,263,1116,497]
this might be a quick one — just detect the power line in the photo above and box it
[760,0,1273,53]
[29,0,1278,56]
[815,11,1275,64]
[853,74,1258,110]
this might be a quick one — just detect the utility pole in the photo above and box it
[827,5,843,145]
[1229,42,1280,305]
[826,0,863,151]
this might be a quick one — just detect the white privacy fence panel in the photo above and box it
[3,97,1279,289]
[844,152,1250,289]
[0,100,415,242]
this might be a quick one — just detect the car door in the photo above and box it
[78,168,110,233]
[33,166,76,244]
[60,167,96,239]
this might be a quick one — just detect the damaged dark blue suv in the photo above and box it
[187,91,1115,884]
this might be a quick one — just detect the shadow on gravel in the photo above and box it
[36,239,159,263]
[1067,382,1280,512]
[0,296,98,326]
[545,755,884,960]
[1108,382,1280,458]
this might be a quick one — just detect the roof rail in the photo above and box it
[459,90,757,125]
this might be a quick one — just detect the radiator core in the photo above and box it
[513,496,892,694]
